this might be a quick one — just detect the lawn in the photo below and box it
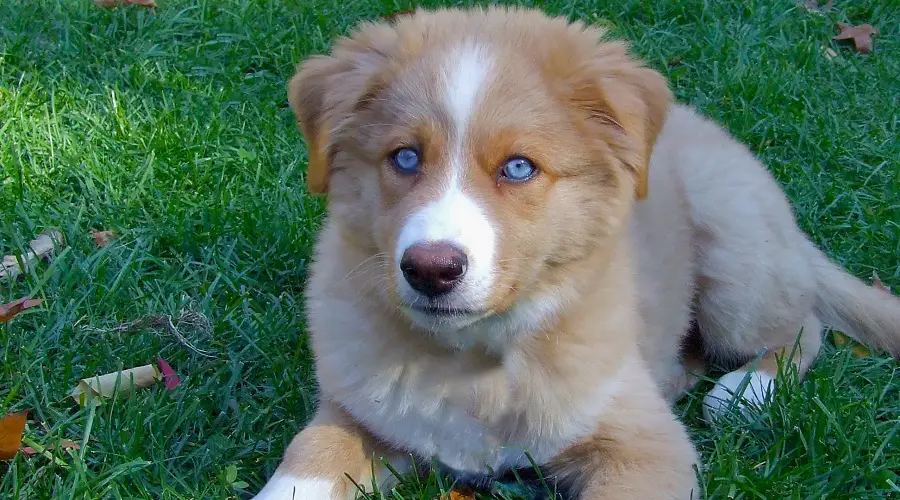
[1,0,898,498]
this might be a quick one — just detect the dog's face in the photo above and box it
[290,8,671,347]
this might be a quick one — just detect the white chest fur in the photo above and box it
[320,346,629,476]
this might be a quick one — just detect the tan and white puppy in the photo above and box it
[253,7,900,500]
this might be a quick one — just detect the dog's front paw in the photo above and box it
[702,370,774,423]
[251,473,342,500]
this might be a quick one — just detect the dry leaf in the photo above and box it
[440,490,476,500]
[94,0,157,8]
[0,297,43,323]
[802,0,833,12]
[227,398,241,417]
[1,230,64,281]
[21,439,80,457]
[833,23,879,54]
[850,344,871,358]
[872,272,891,293]
[832,331,871,358]
[91,231,117,248]
[832,330,851,347]
[0,411,28,460]
[70,364,161,406]
[382,9,415,22]
[157,358,181,391]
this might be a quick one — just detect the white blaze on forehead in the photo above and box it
[445,42,493,137]
[394,43,498,313]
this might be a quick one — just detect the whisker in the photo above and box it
[341,252,388,281]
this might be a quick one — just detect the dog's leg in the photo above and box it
[550,372,700,500]
[702,313,823,422]
[253,400,410,500]
[661,326,707,403]
[692,221,824,421]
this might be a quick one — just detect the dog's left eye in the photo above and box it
[499,157,537,183]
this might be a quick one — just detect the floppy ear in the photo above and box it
[287,59,339,195]
[287,22,399,195]
[568,39,673,200]
[602,62,671,200]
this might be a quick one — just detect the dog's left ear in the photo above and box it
[568,39,673,200]
[609,63,671,200]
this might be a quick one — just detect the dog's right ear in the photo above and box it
[287,59,340,195]
[287,22,399,194]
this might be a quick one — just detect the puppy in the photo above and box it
[254,7,900,499]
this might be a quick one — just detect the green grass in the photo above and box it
[0,0,897,498]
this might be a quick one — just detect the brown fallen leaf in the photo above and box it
[21,439,80,457]
[94,0,157,8]
[833,23,879,54]
[872,271,891,293]
[382,9,415,22]
[850,344,871,358]
[0,230,64,281]
[90,230,117,248]
[227,398,241,417]
[832,331,871,358]
[440,490,476,500]
[0,297,43,323]
[70,364,161,406]
[802,0,833,12]
[832,330,850,348]
[0,411,28,460]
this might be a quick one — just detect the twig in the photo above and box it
[80,309,216,358]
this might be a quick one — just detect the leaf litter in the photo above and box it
[0,230,64,281]
[79,308,215,358]
[833,23,879,54]
[94,0,157,9]
[70,364,162,406]
[90,230,118,248]
[0,297,42,323]
[0,411,28,460]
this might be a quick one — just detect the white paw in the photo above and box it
[702,370,774,423]
[251,473,339,500]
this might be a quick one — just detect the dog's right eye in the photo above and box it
[390,147,420,174]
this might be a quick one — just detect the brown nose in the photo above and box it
[400,242,468,298]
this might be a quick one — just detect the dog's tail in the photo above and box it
[812,246,900,358]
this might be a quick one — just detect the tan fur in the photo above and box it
[255,7,900,500]
[274,400,406,496]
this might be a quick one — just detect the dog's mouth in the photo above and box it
[408,304,480,316]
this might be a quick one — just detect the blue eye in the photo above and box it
[499,157,537,183]
[390,147,420,174]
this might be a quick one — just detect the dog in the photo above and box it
[253,7,900,499]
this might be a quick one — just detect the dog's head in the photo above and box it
[289,7,671,349]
